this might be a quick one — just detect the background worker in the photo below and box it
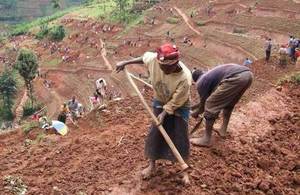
[190,64,253,147]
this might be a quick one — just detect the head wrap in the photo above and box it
[156,43,180,65]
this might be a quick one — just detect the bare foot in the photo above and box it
[190,137,211,147]
[181,173,190,185]
[215,128,227,138]
[141,165,155,179]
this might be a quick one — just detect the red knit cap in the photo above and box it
[156,43,180,62]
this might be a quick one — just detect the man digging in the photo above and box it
[116,43,192,183]
[190,64,253,147]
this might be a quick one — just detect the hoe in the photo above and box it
[124,69,190,173]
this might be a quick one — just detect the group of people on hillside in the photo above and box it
[264,36,300,66]
[116,43,253,183]
[57,96,84,124]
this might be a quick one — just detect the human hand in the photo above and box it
[191,110,199,119]
[116,61,126,73]
[157,110,167,126]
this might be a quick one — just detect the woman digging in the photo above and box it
[116,43,192,184]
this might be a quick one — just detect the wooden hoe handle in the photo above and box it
[125,69,189,171]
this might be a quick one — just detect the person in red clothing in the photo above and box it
[295,48,300,68]
[295,48,300,60]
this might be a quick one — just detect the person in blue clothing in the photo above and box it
[243,58,253,66]
[190,64,253,147]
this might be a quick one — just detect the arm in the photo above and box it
[191,98,205,118]
[116,56,144,73]
[191,80,209,118]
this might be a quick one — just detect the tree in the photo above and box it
[51,0,61,9]
[0,69,17,121]
[15,49,38,107]
[113,0,130,22]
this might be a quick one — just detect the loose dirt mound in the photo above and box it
[0,79,299,194]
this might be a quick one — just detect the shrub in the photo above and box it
[22,121,39,134]
[49,25,66,41]
[0,36,7,44]
[166,17,179,24]
[22,100,43,117]
[291,72,300,84]
[35,24,50,40]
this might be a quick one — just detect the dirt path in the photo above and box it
[100,38,113,71]
[48,89,63,119]
[13,90,28,126]
[174,6,258,60]
[43,66,112,75]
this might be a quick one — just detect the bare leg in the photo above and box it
[190,118,215,147]
[142,160,155,179]
[218,107,234,137]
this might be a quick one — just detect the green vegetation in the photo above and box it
[10,0,146,37]
[112,0,131,22]
[15,49,39,107]
[277,72,300,85]
[44,58,61,67]
[35,24,66,42]
[166,17,179,24]
[72,0,116,18]
[22,100,43,117]
[35,24,50,40]
[74,0,139,24]
[233,27,247,34]
[0,35,7,44]
[0,69,17,122]
[10,7,78,36]
[22,121,39,134]
[52,0,62,9]
[49,25,66,41]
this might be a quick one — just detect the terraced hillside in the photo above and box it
[0,0,299,194]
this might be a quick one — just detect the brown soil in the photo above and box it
[0,60,299,194]
[1,0,300,194]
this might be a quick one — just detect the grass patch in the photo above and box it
[196,21,206,26]
[72,1,116,18]
[44,58,61,67]
[22,121,39,135]
[35,132,46,143]
[22,100,43,117]
[10,6,79,36]
[0,36,7,44]
[115,12,144,37]
[233,27,247,34]
[277,72,300,85]
[166,17,179,24]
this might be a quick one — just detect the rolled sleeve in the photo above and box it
[142,52,157,65]
[163,80,190,114]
